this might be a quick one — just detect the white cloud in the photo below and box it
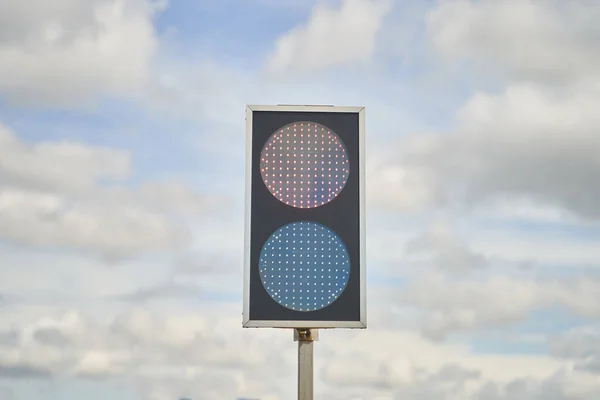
[397,273,600,339]
[0,187,188,257]
[403,221,488,275]
[367,134,440,211]
[266,0,392,74]
[2,305,597,400]
[0,241,184,311]
[315,327,588,400]
[426,0,600,86]
[375,83,600,219]
[367,0,600,220]
[375,214,600,275]
[0,0,165,106]
[0,122,130,192]
[0,306,296,399]
[0,121,222,258]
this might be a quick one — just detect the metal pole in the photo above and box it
[294,328,318,400]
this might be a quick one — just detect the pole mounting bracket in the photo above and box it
[294,328,319,342]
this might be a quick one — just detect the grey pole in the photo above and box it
[295,329,318,400]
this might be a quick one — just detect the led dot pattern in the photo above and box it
[259,221,350,312]
[260,121,350,208]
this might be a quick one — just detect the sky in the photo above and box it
[0,0,600,399]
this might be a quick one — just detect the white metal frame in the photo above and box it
[243,104,367,329]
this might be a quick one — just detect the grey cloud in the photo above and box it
[0,330,19,347]
[321,354,407,390]
[321,353,481,397]
[402,364,480,395]
[115,282,204,303]
[577,359,600,373]
[0,364,51,379]
[33,327,71,348]
[396,368,598,400]
[0,387,13,400]
[549,329,600,373]
[472,374,594,400]
[135,372,282,400]
[391,364,481,400]
[174,252,240,276]
[403,222,488,275]
[321,361,596,400]
[433,364,480,382]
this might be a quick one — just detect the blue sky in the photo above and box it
[0,0,600,399]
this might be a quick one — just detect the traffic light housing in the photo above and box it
[243,105,366,329]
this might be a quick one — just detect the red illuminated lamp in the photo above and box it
[260,122,350,209]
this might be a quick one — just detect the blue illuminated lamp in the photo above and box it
[259,221,351,312]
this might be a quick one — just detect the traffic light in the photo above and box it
[243,105,366,329]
